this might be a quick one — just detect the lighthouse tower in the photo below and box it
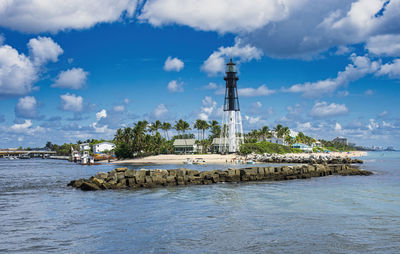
[220,59,244,153]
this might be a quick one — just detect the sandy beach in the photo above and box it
[111,151,367,165]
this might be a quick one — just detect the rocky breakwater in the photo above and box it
[247,153,364,164]
[68,165,372,191]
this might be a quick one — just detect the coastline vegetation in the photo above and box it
[37,120,360,157]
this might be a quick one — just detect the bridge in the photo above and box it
[0,150,57,158]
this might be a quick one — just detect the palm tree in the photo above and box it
[193,119,202,140]
[161,122,171,140]
[260,126,270,140]
[175,119,191,137]
[153,120,162,133]
[209,120,221,139]
[133,120,148,156]
[274,124,283,138]
[199,120,209,140]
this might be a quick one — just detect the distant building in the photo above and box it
[173,139,197,154]
[79,143,90,151]
[292,143,313,152]
[93,142,115,154]
[332,137,348,145]
[265,137,286,145]
[312,141,322,148]
[211,138,229,153]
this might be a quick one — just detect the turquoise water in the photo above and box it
[0,152,399,253]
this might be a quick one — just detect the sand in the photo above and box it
[111,151,367,165]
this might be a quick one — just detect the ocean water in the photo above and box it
[0,152,399,253]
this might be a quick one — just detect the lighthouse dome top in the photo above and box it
[226,59,236,73]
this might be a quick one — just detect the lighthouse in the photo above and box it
[220,59,244,153]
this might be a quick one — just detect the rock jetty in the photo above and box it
[68,164,372,191]
[247,153,363,164]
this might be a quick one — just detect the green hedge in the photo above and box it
[240,141,302,155]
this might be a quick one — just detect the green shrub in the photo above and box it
[239,141,300,155]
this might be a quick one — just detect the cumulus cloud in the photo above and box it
[201,39,263,76]
[60,93,83,112]
[139,0,299,33]
[204,82,218,90]
[0,0,139,33]
[52,68,88,89]
[163,56,184,72]
[309,101,349,117]
[366,34,400,57]
[96,109,107,121]
[113,105,125,112]
[0,45,36,97]
[9,119,44,134]
[244,115,261,125]
[27,37,63,65]
[240,0,400,58]
[285,54,380,97]
[0,36,64,98]
[15,96,38,118]
[239,84,275,97]
[152,104,169,118]
[198,96,220,121]
[167,80,184,92]
[376,59,400,79]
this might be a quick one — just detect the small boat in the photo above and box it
[246,160,256,164]
[183,158,193,164]
[193,158,206,165]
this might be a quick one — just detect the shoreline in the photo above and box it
[110,151,368,165]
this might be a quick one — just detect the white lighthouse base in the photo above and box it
[219,110,244,153]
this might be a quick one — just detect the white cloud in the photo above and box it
[113,105,125,112]
[96,109,107,120]
[9,119,44,134]
[376,59,400,79]
[10,120,32,132]
[163,56,184,72]
[27,36,63,65]
[0,36,65,98]
[239,84,275,97]
[364,89,374,95]
[201,39,263,76]
[204,82,218,90]
[309,101,348,117]
[124,98,131,104]
[0,0,139,33]
[335,46,352,55]
[198,96,219,121]
[152,104,168,118]
[367,118,379,131]
[52,68,88,89]
[285,54,380,97]
[335,122,342,131]
[139,0,298,33]
[244,115,261,125]
[366,34,400,57]
[239,0,400,58]
[60,93,83,112]
[167,80,184,93]
[15,96,38,118]
[0,44,36,97]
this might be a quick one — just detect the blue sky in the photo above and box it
[0,0,399,148]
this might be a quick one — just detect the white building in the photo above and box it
[93,142,116,154]
[265,137,287,145]
[79,143,90,151]
[173,139,197,154]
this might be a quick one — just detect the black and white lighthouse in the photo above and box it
[220,59,244,153]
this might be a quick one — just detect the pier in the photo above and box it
[0,150,57,158]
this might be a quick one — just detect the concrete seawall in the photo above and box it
[68,164,372,191]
